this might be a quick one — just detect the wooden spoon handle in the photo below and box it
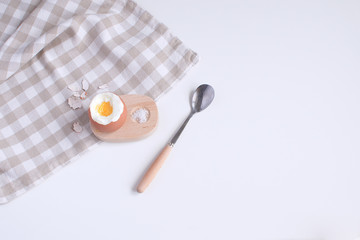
[137,144,173,193]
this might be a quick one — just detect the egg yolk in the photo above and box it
[96,101,113,117]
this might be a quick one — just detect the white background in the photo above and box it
[1,0,360,239]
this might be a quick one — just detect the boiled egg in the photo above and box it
[88,92,127,132]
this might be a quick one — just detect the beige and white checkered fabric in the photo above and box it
[0,0,198,204]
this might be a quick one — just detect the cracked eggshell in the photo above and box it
[88,94,127,133]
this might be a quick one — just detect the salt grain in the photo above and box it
[131,108,149,123]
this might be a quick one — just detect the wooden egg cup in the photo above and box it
[90,94,158,142]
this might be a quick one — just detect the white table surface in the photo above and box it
[1,0,360,239]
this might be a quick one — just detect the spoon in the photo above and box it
[137,84,215,193]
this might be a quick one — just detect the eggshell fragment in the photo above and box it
[73,92,81,97]
[82,79,89,91]
[67,96,82,109]
[98,84,108,89]
[72,122,83,133]
[67,83,81,92]
[80,91,87,100]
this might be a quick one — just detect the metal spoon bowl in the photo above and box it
[192,84,215,113]
[137,84,215,193]
[170,84,215,145]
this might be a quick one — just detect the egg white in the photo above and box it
[89,92,124,125]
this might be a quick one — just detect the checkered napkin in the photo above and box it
[0,0,198,204]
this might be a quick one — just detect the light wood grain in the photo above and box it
[137,144,173,193]
[90,94,158,142]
